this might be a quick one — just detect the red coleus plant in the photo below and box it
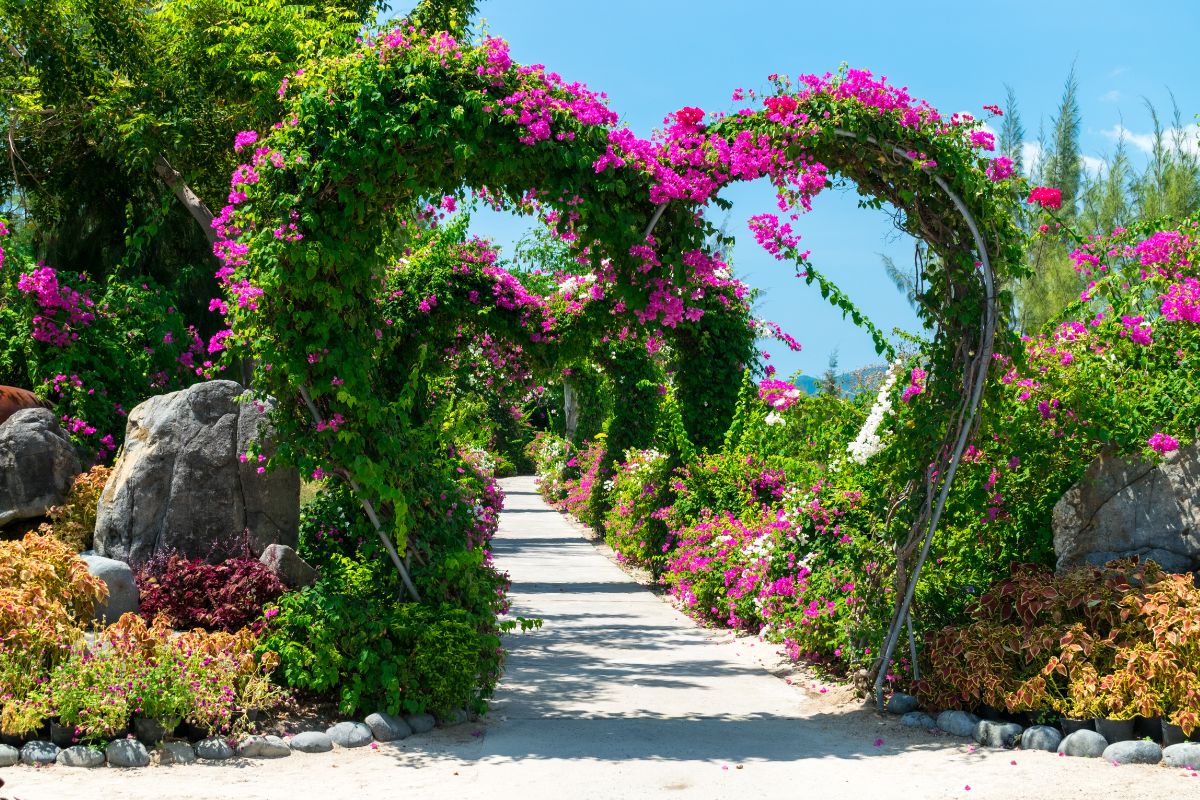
[137,553,286,633]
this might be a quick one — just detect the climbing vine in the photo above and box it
[208,17,1026,695]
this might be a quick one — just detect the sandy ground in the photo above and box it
[4,476,1198,800]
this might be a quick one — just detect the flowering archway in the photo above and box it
[212,24,1026,698]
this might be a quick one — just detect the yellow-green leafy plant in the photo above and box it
[38,464,112,551]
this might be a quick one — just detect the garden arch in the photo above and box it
[212,26,1026,700]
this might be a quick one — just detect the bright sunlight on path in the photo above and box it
[6,476,1197,799]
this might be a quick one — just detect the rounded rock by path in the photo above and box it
[81,554,139,624]
[973,719,1023,749]
[195,737,234,761]
[1058,729,1108,758]
[886,693,920,715]
[936,710,980,738]
[900,712,936,729]
[1020,725,1063,752]
[20,741,60,766]
[404,713,436,734]
[289,731,333,753]
[1103,740,1162,765]
[106,739,150,768]
[237,735,291,758]
[155,741,197,765]
[365,712,411,742]
[0,744,18,767]
[326,722,373,748]
[57,746,105,768]
[438,708,470,727]
[1163,742,1200,768]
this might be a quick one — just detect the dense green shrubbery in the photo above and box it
[262,553,500,716]
[269,453,511,716]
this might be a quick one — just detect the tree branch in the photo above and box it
[153,154,218,247]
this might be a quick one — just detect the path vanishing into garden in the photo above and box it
[6,476,1197,799]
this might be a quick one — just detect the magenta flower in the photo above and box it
[1027,186,1063,209]
[1148,432,1180,454]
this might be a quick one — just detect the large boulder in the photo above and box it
[1053,441,1200,573]
[94,381,299,564]
[0,407,81,528]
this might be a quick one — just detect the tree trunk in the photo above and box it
[563,380,579,441]
[153,155,218,247]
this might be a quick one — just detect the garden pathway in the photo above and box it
[5,475,1196,799]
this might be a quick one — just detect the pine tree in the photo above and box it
[999,84,1025,174]
[819,349,841,398]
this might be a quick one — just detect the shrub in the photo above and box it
[49,615,282,742]
[0,532,106,657]
[136,554,286,633]
[262,554,503,716]
[602,447,675,569]
[38,464,112,551]
[526,431,573,504]
[560,438,607,529]
[916,560,1200,733]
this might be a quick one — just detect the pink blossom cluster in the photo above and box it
[900,367,926,403]
[758,379,802,410]
[1148,432,1180,454]
[16,266,97,346]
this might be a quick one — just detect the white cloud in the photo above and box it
[1103,123,1200,156]
[1101,89,1121,103]
[1022,141,1043,173]
[1082,155,1108,176]
[1109,66,1129,78]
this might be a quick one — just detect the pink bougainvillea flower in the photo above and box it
[985,156,1014,181]
[1148,432,1180,454]
[1026,186,1063,209]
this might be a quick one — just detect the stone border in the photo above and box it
[0,709,470,770]
[883,692,1200,770]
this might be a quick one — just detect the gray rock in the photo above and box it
[57,745,105,768]
[899,712,937,729]
[0,408,81,528]
[365,712,411,742]
[106,738,150,768]
[1103,739,1162,765]
[1053,441,1200,573]
[195,737,235,760]
[20,740,60,765]
[94,381,299,564]
[973,719,1023,749]
[1020,725,1063,752]
[326,722,373,748]
[1058,729,1109,758]
[404,713,436,734]
[936,710,981,738]
[289,731,333,753]
[0,744,18,767]
[438,708,470,727]
[237,735,291,758]
[886,693,920,715]
[260,544,318,589]
[155,741,197,765]
[82,554,138,624]
[1163,742,1200,768]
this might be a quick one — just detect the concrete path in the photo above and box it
[5,475,1197,799]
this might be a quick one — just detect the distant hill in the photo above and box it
[793,363,889,397]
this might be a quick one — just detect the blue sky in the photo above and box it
[388,1,1200,376]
